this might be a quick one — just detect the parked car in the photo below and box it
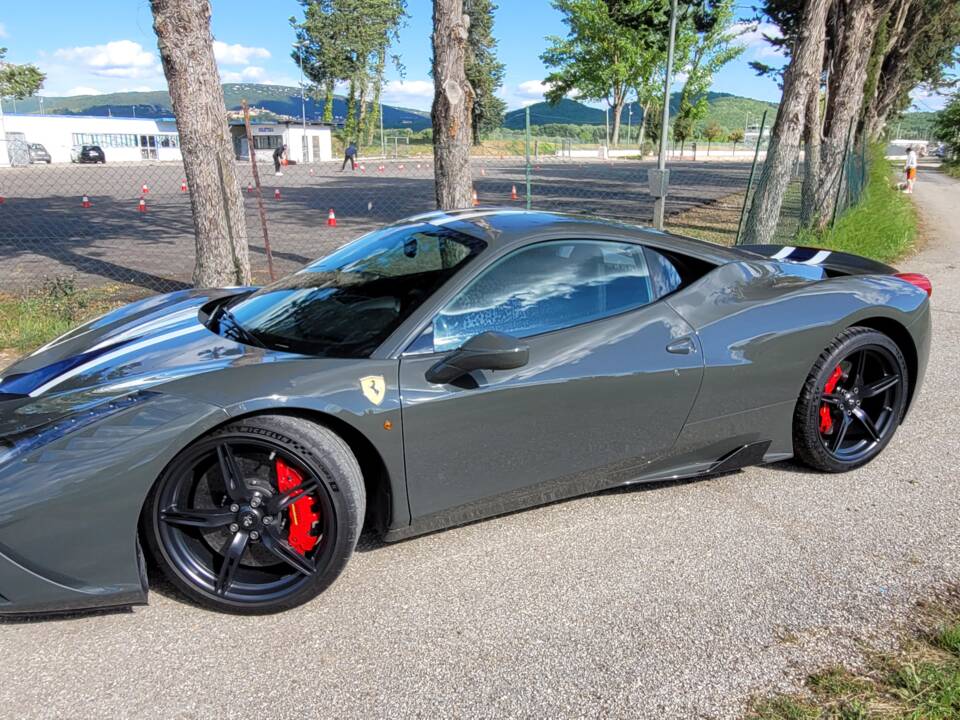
[71,144,106,163]
[28,143,51,164]
[0,210,933,616]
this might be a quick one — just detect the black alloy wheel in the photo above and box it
[794,327,908,472]
[144,416,364,614]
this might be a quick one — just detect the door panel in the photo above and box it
[399,302,703,520]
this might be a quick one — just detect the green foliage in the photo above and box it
[795,145,917,264]
[0,47,45,99]
[0,279,123,353]
[465,0,507,144]
[933,93,960,153]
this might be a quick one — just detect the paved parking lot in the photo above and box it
[0,158,752,291]
[0,169,956,720]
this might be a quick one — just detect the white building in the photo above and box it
[0,113,333,165]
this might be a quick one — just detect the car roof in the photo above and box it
[411,208,748,265]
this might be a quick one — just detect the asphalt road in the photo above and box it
[0,157,752,292]
[0,167,957,719]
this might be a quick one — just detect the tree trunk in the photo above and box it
[345,80,357,140]
[813,0,888,226]
[368,47,386,147]
[357,76,369,149]
[150,0,250,287]
[322,80,334,123]
[740,0,830,246]
[800,75,823,226]
[610,90,625,146]
[431,0,474,209]
[638,100,649,151]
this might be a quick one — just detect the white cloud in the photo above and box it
[213,41,271,66]
[53,40,161,79]
[64,86,104,96]
[731,21,785,59]
[381,79,434,109]
[0,22,8,39]
[517,79,550,99]
[910,87,947,111]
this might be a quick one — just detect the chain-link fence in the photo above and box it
[0,127,819,298]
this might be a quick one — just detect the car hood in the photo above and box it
[0,288,301,436]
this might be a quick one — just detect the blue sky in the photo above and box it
[0,0,936,111]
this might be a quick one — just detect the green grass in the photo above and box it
[795,145,918,264]
[942,159,960,180]
[749,595,960,720]
[0,278,126,354]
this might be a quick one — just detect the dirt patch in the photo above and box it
[666,189,745,245]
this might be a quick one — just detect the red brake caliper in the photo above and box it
[275,458,320,556]
[819,365,844,434]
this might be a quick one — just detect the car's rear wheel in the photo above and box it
[144,415,364,614]
[793,327,908,472]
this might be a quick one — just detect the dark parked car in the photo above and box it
[71,144,105,163]
[28,143,51,164]
[0,209,932,616]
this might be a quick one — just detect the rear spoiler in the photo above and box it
[738,244,897,277]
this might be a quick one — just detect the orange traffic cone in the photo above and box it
[472,188,479,207]
[378,164,384,172]
[510,185,518,201]
[138,198,147,213]
[360,163,366,172]
[0,195,5,205]
[309,167,315,176]
[274,188,281,200]
[180,180,187,192]
[327,208,337,227]
[81,195,91,208]
[398,163,404,171]
[141,183,149,194]
[247,183,253,194]
[481,167,486,176]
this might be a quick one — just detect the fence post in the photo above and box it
[831,118,855,228]
[735,110,767,246]
[525,106,532,210]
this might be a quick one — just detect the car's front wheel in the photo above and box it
[144,415,365,614]
[793,327,908,472]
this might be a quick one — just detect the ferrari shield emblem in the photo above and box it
[360,375,386,406]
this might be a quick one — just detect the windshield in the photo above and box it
[225,223,487,357]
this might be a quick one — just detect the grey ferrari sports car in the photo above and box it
[0,209,932,615]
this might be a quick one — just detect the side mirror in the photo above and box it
[425,331,529,385]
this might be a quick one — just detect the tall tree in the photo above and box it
[432,0,474,208]
[151,0,251,287]
[0,48,45,100]
[741,0,831,245]
[464,0,507,144]
[542,0,647,145]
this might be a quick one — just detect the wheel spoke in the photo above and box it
[831,414,852,452]
[160,507,235,529]
[852,407,881,442]
[215,531,249,595]
[217,443,248,502]
[268,477,320,515]
[852,350,868,388]
[261,527,317,576]
[862,374,899,398]
[822,393,843,405]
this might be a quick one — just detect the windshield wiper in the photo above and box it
[213,305,266,349]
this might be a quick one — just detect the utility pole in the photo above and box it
[652,0,678,230]
[380,100,386,158]
[297,41,307,162]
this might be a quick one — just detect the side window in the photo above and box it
[432,240,655,352]
[644,247,683,298]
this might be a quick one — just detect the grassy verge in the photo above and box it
[942,158,960,180]
[750,591,960,719]
[795,145,918,264]
[0,278,128,355]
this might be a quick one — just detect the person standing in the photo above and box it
[904,145,918,194]
[341,141,358,171]
[273,144,286,176]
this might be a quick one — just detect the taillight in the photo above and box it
[894,272,932,296]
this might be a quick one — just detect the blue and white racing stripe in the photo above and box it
[773,246,833,265]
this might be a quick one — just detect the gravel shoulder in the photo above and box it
[0,168,958,719]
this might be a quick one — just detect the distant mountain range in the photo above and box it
[504,92,780,132]
[9,84,930,135]
[10,83,433,131]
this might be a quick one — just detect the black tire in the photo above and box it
[793,327,908,472]
[143,415,365,614]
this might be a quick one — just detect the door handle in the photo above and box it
[666,337,696,355]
